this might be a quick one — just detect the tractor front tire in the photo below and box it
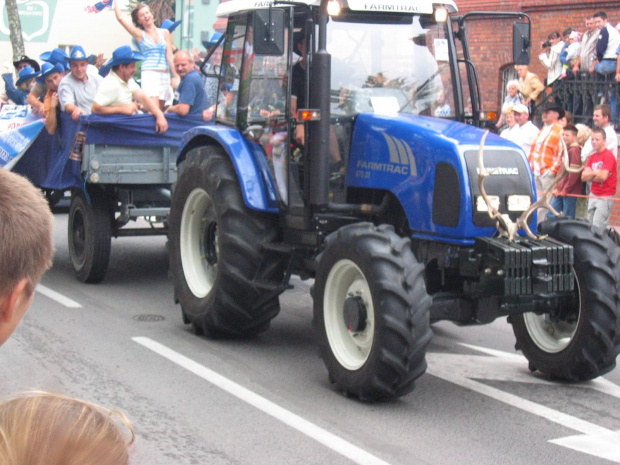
[509,218,620,380]
[314,223,432,401]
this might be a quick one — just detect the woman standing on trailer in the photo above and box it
[114,1,179,110]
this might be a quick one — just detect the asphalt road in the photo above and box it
[1,211,619,465]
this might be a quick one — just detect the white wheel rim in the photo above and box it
[180,188,218,298]
[523,270,581,353]
[324,259,374,370]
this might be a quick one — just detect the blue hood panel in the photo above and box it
[347,113,536,242]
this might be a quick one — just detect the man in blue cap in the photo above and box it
[92,45,168,134]
[200,32,223,120]
[1,55,40,105]
[58,45,103,121]
[37,62,66,135]
[27,48,69,113]
[5,66,40,104]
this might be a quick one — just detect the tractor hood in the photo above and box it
[347,113,536,244]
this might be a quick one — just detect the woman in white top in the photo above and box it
[114,1,179,110]
[539,31,564,88]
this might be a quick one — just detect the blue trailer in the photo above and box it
[13,112,203,283]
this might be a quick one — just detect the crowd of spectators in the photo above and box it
[500,98,617,230]
[0,2,217,136]
[495,10,619,231]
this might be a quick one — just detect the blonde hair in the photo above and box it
[575,123,592,147]
[0,392,134,465]
[0,170,54,296]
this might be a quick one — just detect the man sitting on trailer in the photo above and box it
[58,45,103,121]
[165,50,207,119]
[91,45,168,134]
[38,62,66,135]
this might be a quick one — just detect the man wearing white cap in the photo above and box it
[511,103,539,155]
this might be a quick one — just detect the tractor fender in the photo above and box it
[176,125,279,213]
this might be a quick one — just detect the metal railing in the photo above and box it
[543,71,620,127]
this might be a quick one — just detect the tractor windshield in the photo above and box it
[328,15,455,118]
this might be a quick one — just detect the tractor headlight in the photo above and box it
[507,195,530,211]
[476,195,499,212]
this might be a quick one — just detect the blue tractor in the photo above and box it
[169,0,620,401]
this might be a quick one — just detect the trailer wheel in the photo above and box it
[43,189,63,208]
[510,219,620,380]
[169,146,284,337]
[314,223,432,401]
[68,188,111,283]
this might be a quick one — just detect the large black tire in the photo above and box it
[314,223,433,401]
[68,188,111,283]
[169,146,285,337]
[509,218,620,380]
[43,189,63,208]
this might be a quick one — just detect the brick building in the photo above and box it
[456,0,620,227]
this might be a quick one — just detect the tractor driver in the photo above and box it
[291,31,344,181]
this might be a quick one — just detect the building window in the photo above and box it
[501,64,517,107]
[179,0,195,51]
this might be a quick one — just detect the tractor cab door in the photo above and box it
[216,10,301,209]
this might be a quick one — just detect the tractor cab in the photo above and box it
[204,1,463,212]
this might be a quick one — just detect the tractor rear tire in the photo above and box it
[169,146,285,337]
[68,188,111,283]
[314,223,432,401]
[509,218,620,380]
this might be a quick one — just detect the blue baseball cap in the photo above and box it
[161,18,182,32]
[15,65,40,86]
[67,45,95,63]
[40,48,69,68]
[202,32,223,49]
[36,62,65,84]
[107,45,145,67]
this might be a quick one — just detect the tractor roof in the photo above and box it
[216,0,457,18]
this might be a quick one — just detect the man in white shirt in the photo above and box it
[58,45,103,121]
[573,16,599,74]
[580,104,618,163]
[591,11,620,76]
[92,45,168,134]
[511,103,539,156]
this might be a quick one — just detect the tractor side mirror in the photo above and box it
[513,21,530,65]
[253,8,286,56]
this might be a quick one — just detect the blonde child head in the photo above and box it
[575,123,592,147]
[0,391,134,465]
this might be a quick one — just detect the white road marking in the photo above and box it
[427,344,620,463]
[459,343,620,399]
[551,430,620,463]
[36,284,82,308]
[133,337,392,465]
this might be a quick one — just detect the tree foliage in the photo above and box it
[127,0,176,26]
[5,0,24,59]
